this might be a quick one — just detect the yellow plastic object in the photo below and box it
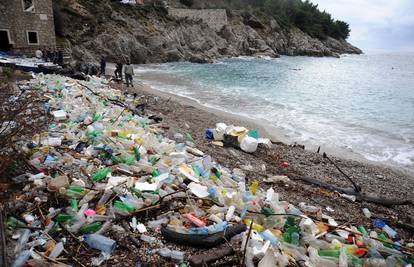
[243,219,264,232]
[250,180,259,195]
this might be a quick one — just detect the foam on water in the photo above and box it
[136,52,414,171]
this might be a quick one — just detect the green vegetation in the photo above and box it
[209,0,350,40]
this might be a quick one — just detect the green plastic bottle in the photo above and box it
[80,222,102,234]
[92,167,111,182]
[378,233,392,248]
[55,213,73,223]
[185,133,194,142]
[125,155,135,165]
[357,225,368,236]
[318,249,341,258]
[133,146,141,161]
[149,156,159,166]
[111,155,123,164]
[261,207,275,217]
[6,217,26,230]
[70,199,78,212]
[114,200,135,213]
[152,169,160,177]
[64,187,86,198]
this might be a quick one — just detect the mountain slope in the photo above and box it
[54,0,362,64]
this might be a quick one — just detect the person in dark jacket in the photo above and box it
[114,61,123,81]
[57,50,64,66]
[100,56,106,76]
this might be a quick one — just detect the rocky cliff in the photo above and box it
[55,0,362,64]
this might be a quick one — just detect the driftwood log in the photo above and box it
[296,175,412,206]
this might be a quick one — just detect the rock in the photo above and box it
[269,19,281,31]
[243,15,265,29]
[57,2,362,64]
[189,54,210,64]
[166,49,184,62]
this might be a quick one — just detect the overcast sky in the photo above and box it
[311,0,414,52]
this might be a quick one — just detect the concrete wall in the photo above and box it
[0,0,56,54]
[168,8,227,31]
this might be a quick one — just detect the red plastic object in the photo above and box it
[281,162,289,167]
[354,248,367,257]
[185,213,206,227]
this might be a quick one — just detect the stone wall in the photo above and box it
[0,0,56,55]
[168,8,227,31]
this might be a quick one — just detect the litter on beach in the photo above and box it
[0,73,412,267]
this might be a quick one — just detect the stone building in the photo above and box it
[0,0,56,54]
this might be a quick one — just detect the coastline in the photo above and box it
[118,80,414,229]
[136,78,414,178]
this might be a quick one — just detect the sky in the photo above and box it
[311,0,414,52]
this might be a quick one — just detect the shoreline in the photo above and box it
[134,79,414,179]
[122,80,414,229]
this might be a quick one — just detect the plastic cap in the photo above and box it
[374,219,385,229]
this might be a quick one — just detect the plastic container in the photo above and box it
[85,234,117,254]
[240,136,259,153]
[49,242,64,258]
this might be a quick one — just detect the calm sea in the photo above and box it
[135,52,414,171]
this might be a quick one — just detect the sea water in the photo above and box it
[135,52,414,171]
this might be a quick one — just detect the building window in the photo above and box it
[22,0,35,12]
[27,31,39,45]
[0,30,13,51]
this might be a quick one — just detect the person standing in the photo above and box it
[100,56,106,76]
[124,61,134,88]
[114,61,123,81]
[35,49,43,59]
[57,50,64,66]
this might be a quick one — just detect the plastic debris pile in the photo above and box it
[4,74,413,266]
[206,123,272,153]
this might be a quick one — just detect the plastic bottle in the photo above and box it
[226,206,236,221]
[61,187,86,199]
[260,230,280,246]
[49,242,64,258]
[318,249,340,258]
[189,227,209,235]
[291,232,300,246]
[362,208,372,218]
[368,247,383,259]
[207,221,228,234]
[364,258,386,267]
[79,191,98,206]
[81,222,102,234]
[92,167,111,182]
[97,190,113,207]
[11,250,31,267]
[55,213,74,223]
[339,247,348,267]
[385,255,397,267]
[140,234,157,244]
[374,219,398,239]
[114,200,135,214]
[85,234,117,254]
[357,225,368,236]
[14,229,30,253]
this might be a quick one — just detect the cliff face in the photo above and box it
[56,0,362,64]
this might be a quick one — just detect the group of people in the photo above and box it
[100,56,135,87]
[35,48,64,66]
